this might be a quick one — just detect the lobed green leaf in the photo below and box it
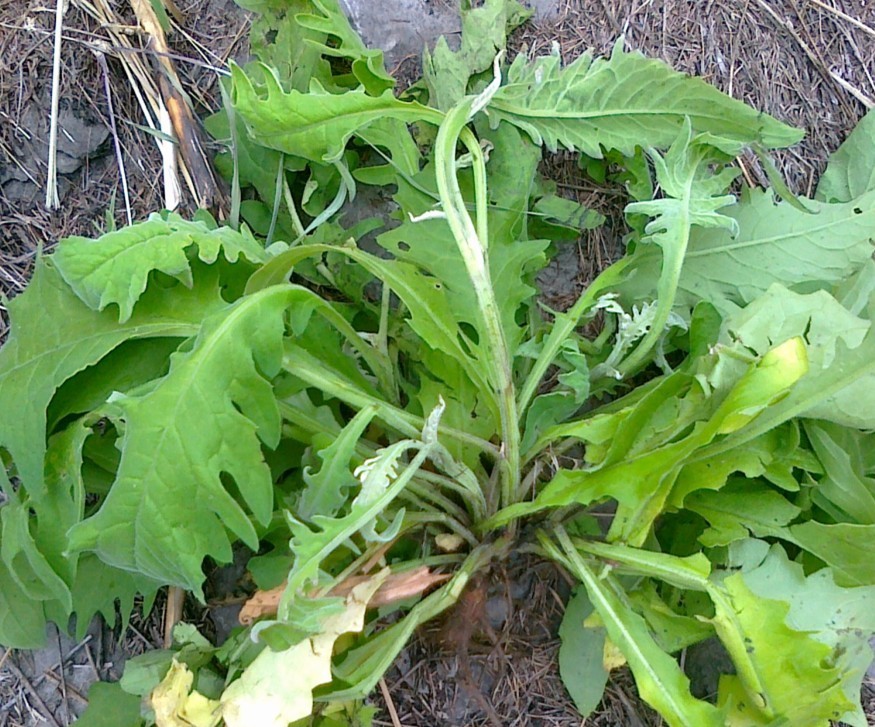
[53,214,268,322]
[489,41,803,157]
[617,188,875,318]
[0,259,224,500]
[67,285,320,594]
[230,62,440,163]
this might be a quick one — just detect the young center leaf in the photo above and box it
[612,123,739,375]
[378,122,548,355]
[67,285,320,595]
[297,406,376,520]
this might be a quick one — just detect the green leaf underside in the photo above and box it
[557,587,609,717]
[489,42,803,157]
[46,337,181,431]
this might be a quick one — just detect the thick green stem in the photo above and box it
[435,103,520,511]
[614,222,690,378]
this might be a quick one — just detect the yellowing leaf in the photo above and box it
[150,659,221,727]
[221,571,387,727]
[602,636,627,671]
[710,572,855,725]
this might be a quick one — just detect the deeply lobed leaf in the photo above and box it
[617,188,875,319]
[230,62,439,163]
[489,41,803,157]
[53,214,268,322]
[0,258,224,499]
[423,0,530,110]
[67,285,320,594]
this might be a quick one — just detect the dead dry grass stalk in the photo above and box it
[44,0,68,209]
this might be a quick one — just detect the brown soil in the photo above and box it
[378,555,664,726]
[1,0,874,725]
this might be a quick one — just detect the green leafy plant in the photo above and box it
[3,1,875,725]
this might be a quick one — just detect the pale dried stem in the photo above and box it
[95,49,133,224]
[379,678,403,727]
[754,0,875,107]
[806,0,875,39]
[45,0,68,209]
[163,586,186,648]
[158,100,182,210]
